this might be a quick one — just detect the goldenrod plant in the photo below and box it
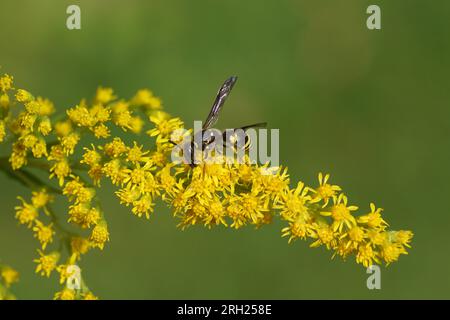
[0,73,413,300]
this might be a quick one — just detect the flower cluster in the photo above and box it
[0,72,413,300]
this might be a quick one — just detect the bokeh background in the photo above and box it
[0,0,449,299]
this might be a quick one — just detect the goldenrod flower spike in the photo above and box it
[0,72,413,300]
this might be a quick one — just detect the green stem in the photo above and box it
[0,157,60,194]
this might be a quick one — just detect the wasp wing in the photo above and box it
[238,122,267,131]
[203,76,238,130]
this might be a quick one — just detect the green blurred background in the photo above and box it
[0,0,449,299]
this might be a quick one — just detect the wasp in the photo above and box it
[174,76,266,167]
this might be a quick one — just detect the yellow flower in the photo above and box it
[131,89,162,109]
[226,199,247,229]
[310,224,337,249]
[33,221,55,250]
[0,120,6,142]
[103,137,127,158]
[83,292,98,300]
[274,181,311,221]
[90,104,111,122]
[48,144,65,161]
[71,237,91,258]
[31,139,47,158]
[393,230,413,248]
[258,166,290,202]
[61,132,80,155]
[238,188,269,225]
[381,243,406,265]
[67,105,95,127]
[179,200,206,228]
[129,116,144,133]
[282,219,316,243]
[92,123,110,138]
[9,149,27,170]
[56,264,71,285]
[19,111,37,130]
[147,112,184,138]
[116,186,141,206]
[0,74,13,92]
[164,181,195,215]
[112,100,129,114]
[358,203,388,229]
[68,204,100,228]
[1,266,19,288]
[102,159,127,185]
[0,93,10,108]
[321,194,358,232]
[311,172,341,207]
[80,145,102,167]
[340,226,366,251]
[90,222,110,250]
[21,134,38,148]
[34,250,59,277]
[36,97,55,116]
[95,86,116,105]
[131,194,155,219]
[236,163,256,184]
[149,148,170,168]
[38,117,52,135]
[140,173,161,197]
[113,109,133,130]
[54,288,76,300]
[156,164,177,194]
[88,165,103,186]
[122,162,157,188]
[25,100,41,114]
[76,187,96,204]
[54,120,72,137]
[203,196,227,227]
[63,177,85,198]
[202,160,238,191]
[185,170,215,199]
[126,142,150,164]
[366,229,387,246]
[15,89,33,103]
[356,243,380,267]
[15,197,39,227]
[50,159,71,186]
[169,127,191,146]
